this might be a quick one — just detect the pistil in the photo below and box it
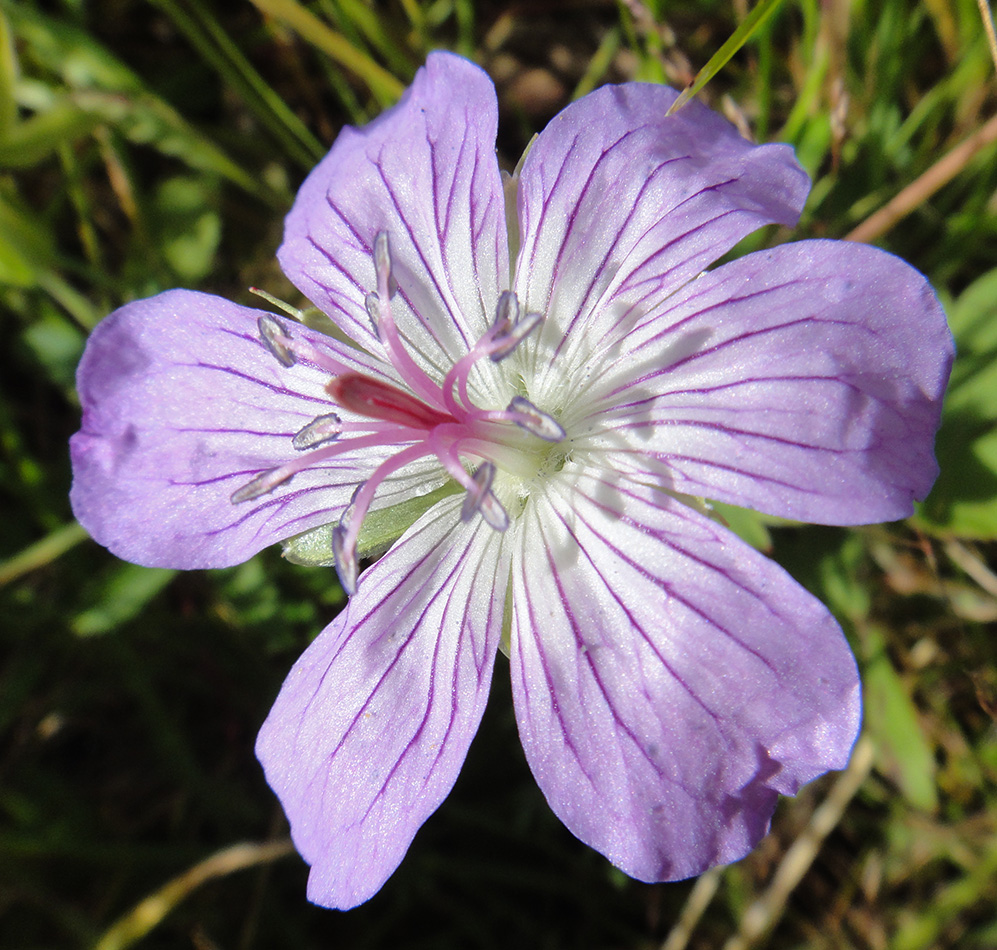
[234,230,567,594]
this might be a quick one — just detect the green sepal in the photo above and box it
[281,481,463,567]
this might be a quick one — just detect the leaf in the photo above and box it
[916,267,997,538]
[862,625,939,812]
[149,176,222,282]
[666,0,787,115]
[72,564,176,637]
[0,99,103,167]
[709,500,774,551]
[248,0,404,106]
[0,8,19,136]
[4,5,268,198]
[0,189,57,286]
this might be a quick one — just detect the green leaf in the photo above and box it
[72,564,176,637]
[21,313,85,389]
[709,500,773,551]
[4,5,268,198]
[0,98,103,167]
[0,8,19,136]
[148,0,325,169]
[666,0,787,115]
[0,190,57,286]
[862,625,938,812]
[916,267,997,538]
[249,0,405,107]
[150,176,221,282]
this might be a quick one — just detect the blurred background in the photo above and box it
[2,0,996,947]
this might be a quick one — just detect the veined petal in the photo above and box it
[513,82,809,394]
[589,240,954,525]
[256,496,510,909]
[509,469,859,883]
[69,290,439,569]
[279,52,508,387]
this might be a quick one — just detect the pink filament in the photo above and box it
[238,231,557,593]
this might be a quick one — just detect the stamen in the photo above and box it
[292,413,342,450]
[340,482,363,528]
[364,292,382,339]
[373,231,398,299]
[479,490,510,531]
[363,233,446,409]
[507,396,566,442]
[258,314,296,367]
[460,462,496,522]
[230,430,418,506]
[494,290,519,329]
[238,230,566,596]
[331,524,358,595]
[459,462,509,531]
[331,442,436,594]
[257,313,356,377]
[490,311,543,362]
[230,466,293,503]
[441,293,541,414]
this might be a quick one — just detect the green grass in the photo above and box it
[2,0,997,947]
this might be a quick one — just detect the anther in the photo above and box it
[231,467,292,504]
[461,462,496,523]
[479,490,510,531]
[490,311,543,362]
[258,314,296,367]
[292,413,342,451]
[331,524,358,595]
[340,482,363,529]
[373,232,398,299]
[507,396,565,442]
[364,292,381,338]
[493,290,520,330]
[459,464,509,530]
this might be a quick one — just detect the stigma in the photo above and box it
[232,232,563,594]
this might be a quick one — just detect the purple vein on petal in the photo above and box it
[543,153,697,362]
[559,473,782,672]
[533,500,726,775]
[374,161,473,352]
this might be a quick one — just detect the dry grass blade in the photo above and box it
[92,840,295,950]
[978,0,997,74]
[721,736,876,950]
[659,866,724,950]
[845,112,997,244]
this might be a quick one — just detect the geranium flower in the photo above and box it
[69,52,953,909]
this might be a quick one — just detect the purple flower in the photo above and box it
[70,52,952,909]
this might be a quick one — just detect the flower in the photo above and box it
[69,52,953,910]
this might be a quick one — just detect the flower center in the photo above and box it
[233,232,564,594]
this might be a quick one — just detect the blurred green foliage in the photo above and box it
[1,0,996,947]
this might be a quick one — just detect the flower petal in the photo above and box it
[590,240,954,525]
[513,82,809,391]
[256,496,509,909]
[279,52,508,382]
[69,290,440,568]
[509,469,859,883]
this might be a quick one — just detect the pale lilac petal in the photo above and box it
[588,240,954,525]
[279,52,508,382]
[513,83,809,388]
[69,290,441,569]
[256,496,509,909]
[509,469,859,883]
